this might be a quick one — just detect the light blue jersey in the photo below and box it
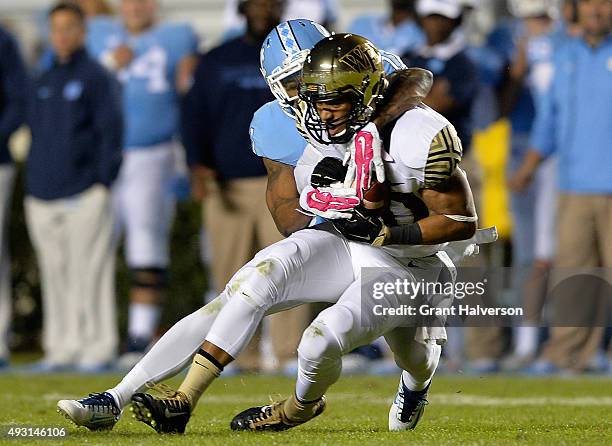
[526,27,568,102]
[529,35,612,193]
[250,101,307,166]
[348,15,424,55]
[250,51,407,166]
[87,18,198,148]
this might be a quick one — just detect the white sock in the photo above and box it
[108,295,228,408]
[514,326,538,357]
[401,370,432,392]
[128,302,161,341]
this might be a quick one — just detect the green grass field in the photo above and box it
[0,373,611,445]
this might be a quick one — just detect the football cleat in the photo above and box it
[230,395,326,431]
[130,387,191,434]
[57,392,120,431]
[388,378,430,432]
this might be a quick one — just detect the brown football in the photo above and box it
[362,180,390,213]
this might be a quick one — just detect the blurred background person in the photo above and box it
[510,0,612,374]
[438,0,508,373]
[348,0,424,54]
[223,0,338,40]
[467,0,553,373]
[500,0,568,371]
[403,0,479,150]
[0,24,28,369]
[35,0,115,70]
[86,0,199,369]
[25,2,122,372]
[182,0,310,374]
[404,0,504,373]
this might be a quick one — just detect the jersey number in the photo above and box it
[122,45,169,93]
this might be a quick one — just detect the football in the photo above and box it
[362,180,390,213]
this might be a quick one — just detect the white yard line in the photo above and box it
[14,393,612,407]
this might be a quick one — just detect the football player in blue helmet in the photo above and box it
[54,20,436,436]
[260,19,331,117]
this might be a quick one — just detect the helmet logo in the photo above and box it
[339,44,377,73]
[277,22,300,57]
[306,84,326,94]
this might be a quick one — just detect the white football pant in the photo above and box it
[113,142,176,268]
[110,228,447,407]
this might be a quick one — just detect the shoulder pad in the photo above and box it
[388,106,462,187]
[424,124,463,187]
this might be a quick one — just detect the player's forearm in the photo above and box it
[520,149,544,176]
[386,216,475,246]
[269,199,312,237]
[371,68,433,130]
[264,158,312,236]
[417,216,476,244]
[409,169,477,244]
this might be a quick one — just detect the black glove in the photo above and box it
[332,206,389,246]
[311,157,347,188]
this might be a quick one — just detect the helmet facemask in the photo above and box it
[263,49,310,118]
[300,73,386,145]
[298,34,387,145]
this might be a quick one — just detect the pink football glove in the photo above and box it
[300,186,360,220]
[343,122,386,198]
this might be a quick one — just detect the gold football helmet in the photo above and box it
[299,33,387,144]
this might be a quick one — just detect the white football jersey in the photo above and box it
[295,105,463,259]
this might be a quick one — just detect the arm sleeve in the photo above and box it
[0,33,28,146]
[91,70,124,186]
[528,58,559,157]
[175,24,199,58]
[180,54,215,168]
[249,111,266,158]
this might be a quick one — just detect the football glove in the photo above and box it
[332,206,390,246]
[343,122,386,197]
[311,157,348,188]
[300,185,360,220]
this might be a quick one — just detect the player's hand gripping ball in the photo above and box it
[361,178,390,215]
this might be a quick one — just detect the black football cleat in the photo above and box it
[231,395,326,432]
[130,390,191,434]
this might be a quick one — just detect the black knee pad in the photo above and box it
[131,267,169,290]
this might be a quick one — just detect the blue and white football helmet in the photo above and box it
[260,19,330,117]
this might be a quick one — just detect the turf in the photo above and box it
[0,373,610,445]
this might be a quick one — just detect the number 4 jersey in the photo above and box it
[87,18,198,149]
